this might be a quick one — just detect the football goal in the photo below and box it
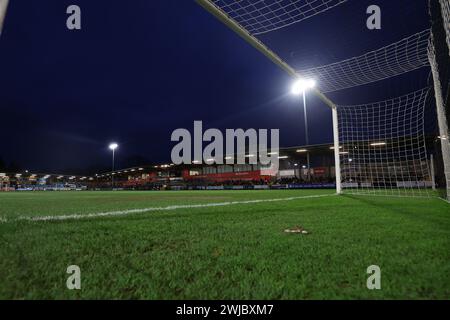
[197,0,450,200]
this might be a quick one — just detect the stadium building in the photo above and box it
[1,137,441,192]
[0,172,93,191]
[0,136,441,192]
[96,143,338,190]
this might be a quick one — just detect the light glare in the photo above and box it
[109,143,118,150]
[291,79,316,95]
[370,142,387,146]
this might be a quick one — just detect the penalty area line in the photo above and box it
[4,193,336,223]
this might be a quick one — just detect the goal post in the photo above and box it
[428,0,450,201]
[332,107,342,194]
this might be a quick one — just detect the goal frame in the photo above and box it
[196,0,449,199]
[196,0,343,194]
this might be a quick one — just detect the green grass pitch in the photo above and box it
[0,190,449,299]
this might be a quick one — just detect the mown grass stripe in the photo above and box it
[5,194,336,223]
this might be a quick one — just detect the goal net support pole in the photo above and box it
[429,50,450,200]
[429,0,450,201]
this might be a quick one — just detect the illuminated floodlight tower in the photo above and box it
[292,79,316,181]
[109,143,118,189]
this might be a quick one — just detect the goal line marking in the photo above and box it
[0,193,336,224]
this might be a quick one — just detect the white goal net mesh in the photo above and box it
[297,30,431,93]
[212,0,348,35]
[337,88,433,197]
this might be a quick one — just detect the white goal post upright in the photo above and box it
[429,44,450,200]
[332,107,342,194]
[428,0,450,201]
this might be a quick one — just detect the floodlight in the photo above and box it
[109,143,118,150]
[291,79,316,95]
[108,143,119,190]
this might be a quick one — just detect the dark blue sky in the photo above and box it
[0,0,431,173]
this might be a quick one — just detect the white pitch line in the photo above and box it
[2,193,336,223]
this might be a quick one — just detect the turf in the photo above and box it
[0,190,449,299]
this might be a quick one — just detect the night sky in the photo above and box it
[0,0,432,174]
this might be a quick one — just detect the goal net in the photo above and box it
[298,30,431,93]
[337,88,433,197]
[198,0,450,199]
[212,0,348,35]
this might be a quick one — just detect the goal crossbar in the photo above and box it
[196,0,338,110]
